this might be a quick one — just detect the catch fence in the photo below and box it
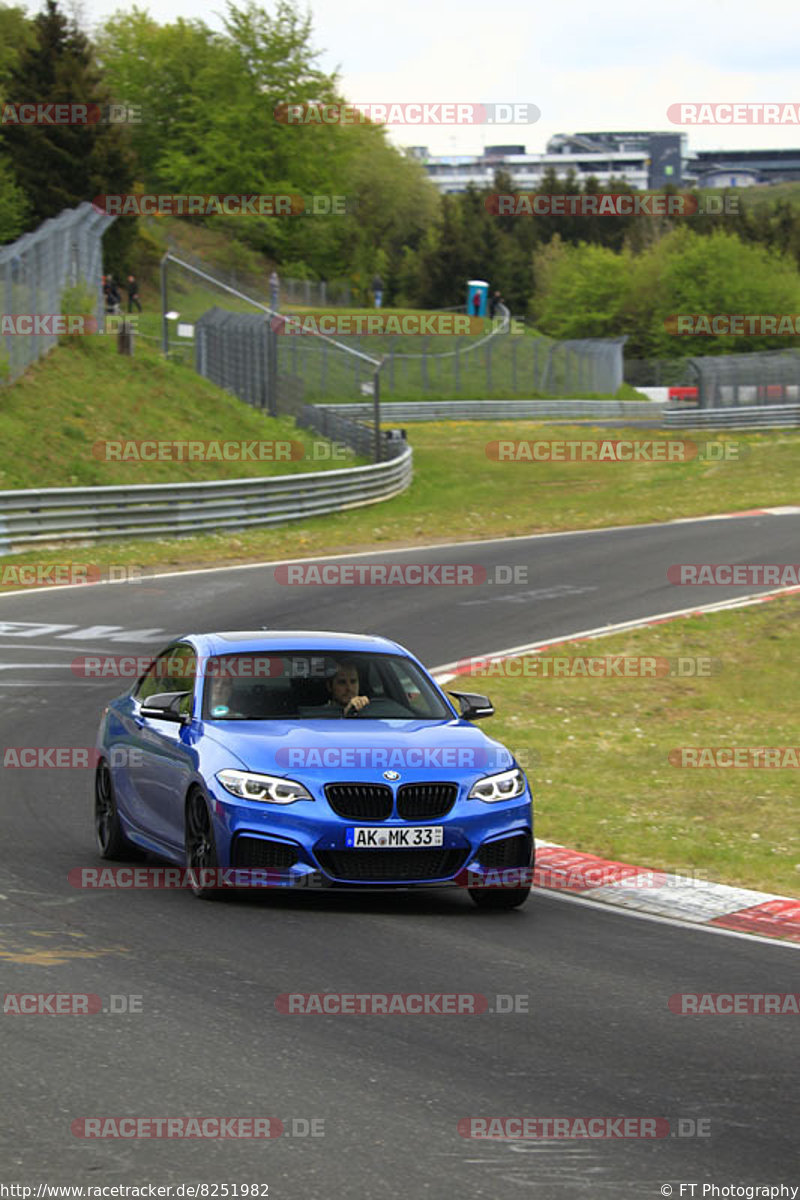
[0,202,116,383]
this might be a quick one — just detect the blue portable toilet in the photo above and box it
[467,279,489,318]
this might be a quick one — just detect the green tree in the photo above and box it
[1,0,135,263]
[0,2,35,91]
[0,152,28,242]
[530,237,629,338]
[532,226,800,357]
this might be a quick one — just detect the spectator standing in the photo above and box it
[269,269,280,311]
[489,290,503,319]
[372,274,384,309]
[126,274,142,313]
[105,275,121,315]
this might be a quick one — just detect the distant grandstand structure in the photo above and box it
[409,131,800,194]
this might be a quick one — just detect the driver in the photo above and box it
[326,660,370,715]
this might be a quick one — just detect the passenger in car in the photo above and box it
[207,674,242,718]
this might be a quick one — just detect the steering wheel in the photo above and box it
[344,698,412,719]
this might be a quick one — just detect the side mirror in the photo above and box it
[139,691,191,724]
[448,690,495,721]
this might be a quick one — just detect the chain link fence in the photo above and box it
[195,308,276,413]
[624,357,700,388]
[164,253,626,406]
[281,276,352,307]
[0,202,116,384]
[274,331,626,403]
[688,350,800,408]
[627,351,800,407]
[161,245,351,317]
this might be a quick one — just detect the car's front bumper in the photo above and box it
[208,785,534,888]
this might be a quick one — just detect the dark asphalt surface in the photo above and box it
[0,514,798,1198]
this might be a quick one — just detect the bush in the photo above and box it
[60,282,98,345]
[532,228,800,357]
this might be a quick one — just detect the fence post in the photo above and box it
[160,253,170,357]
[373,359,384,463]
[267,320,278,415]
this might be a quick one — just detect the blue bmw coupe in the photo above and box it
[94,631,534,908]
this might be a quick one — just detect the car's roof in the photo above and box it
[180,631,410,658]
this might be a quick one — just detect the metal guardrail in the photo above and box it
[0,451,412,552]
[663,404,800,429]
[297,405,407,462]
[3,394,794,553]
[316,399,656,421]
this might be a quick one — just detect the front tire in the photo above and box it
[185,789,223,900]
[94,759,142,860]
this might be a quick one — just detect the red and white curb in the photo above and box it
[433,585,800,946]
[669,505,800,520]
[533,841,800,945]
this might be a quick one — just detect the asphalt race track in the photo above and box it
[1,513,798,1198]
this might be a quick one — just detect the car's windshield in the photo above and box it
[201,651,453,721]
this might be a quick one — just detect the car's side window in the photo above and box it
[134,644,197,714]
[171,646,197,716]
[391,663,426,712]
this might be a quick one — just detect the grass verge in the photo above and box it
[466,594,800,897]
[1,420,798,584]
[0,337,363,490]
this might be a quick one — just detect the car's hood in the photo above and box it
[203,717,514,780]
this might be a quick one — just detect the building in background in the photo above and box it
[408,132,800,194]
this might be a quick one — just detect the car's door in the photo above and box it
[125,643,198,849]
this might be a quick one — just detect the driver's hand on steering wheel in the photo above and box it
[344,695,370,715]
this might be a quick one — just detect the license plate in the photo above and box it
[346,826,444,848]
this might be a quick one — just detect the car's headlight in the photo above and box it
[468,767,527,803]
[216,769,312,804]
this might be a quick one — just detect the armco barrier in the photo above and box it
[663,404,800,429]
[297,403,385,458]
[0,451,412,553]
[316,399,655,421]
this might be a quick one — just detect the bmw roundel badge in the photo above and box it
[383,770,401,781]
